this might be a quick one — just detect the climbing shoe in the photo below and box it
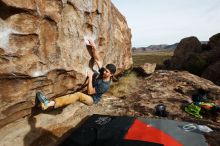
[36,91,49,110]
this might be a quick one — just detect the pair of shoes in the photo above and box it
[36,92,50,110]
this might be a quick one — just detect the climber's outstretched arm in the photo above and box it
[88,40,103,68]
[87,70,96,94]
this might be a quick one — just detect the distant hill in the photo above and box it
[132,41,208,53]
[200,41,208,44]
[132,43,178,53]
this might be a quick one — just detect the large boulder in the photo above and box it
[0,0,132,128]
[170,36,202,70]
[167,33,220,85]
[199,33,220,65]
[201,34,220,85]
[202,61,220,86]
[209,33,220,50]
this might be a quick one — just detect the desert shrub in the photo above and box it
[108,72,139,97]
[132,52,173,66]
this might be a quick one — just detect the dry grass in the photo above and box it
[108,72,139,97]
[132,51,173,66]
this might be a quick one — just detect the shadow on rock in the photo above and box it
[56,116,91,146]
[23,104,61,146]
[23,113,59,146]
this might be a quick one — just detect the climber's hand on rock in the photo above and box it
[86,70,94,78]
[88,39,96,49]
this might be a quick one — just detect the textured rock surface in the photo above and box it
[0,0,132,128]
[167,33,220,85]
[133,63,156,77]
[202,61,220,86]
[141,63,156,74]
[0,70,219,146]
[170,37,202,70]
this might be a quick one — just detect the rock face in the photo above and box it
[170,37,202,70]
[0,0,132,128]
[167,33,220,85]
[202,61,220,85]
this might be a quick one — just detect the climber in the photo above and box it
[36,40,116,110]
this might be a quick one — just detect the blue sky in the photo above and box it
[111,0,220,47]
